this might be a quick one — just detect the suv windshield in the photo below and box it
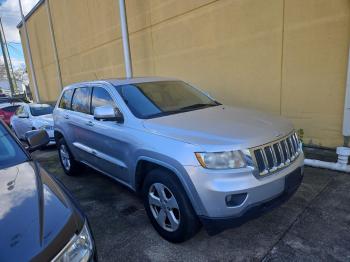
[30,104,54,116]
[115,81,220,119]
[0,122,28,169]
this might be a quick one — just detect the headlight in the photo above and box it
[39,125,53,131]
[54,221,93,262]
[195,151,246,169]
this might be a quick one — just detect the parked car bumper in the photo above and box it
[46,129,56,145]
[184,153,304,232]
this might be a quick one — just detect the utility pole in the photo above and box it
[0,18,14,97]
[0,18,18,94]
[19,0,40,102]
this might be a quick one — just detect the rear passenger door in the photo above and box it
[67,86,95,162]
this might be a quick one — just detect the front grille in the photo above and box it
[251,132,301,176]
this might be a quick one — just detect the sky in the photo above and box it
[0,0,40,69]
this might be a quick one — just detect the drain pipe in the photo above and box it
[119,0,133,78]
[304,47,350,173]
[305,147,350,173]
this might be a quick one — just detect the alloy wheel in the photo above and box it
[60,144,71,171]
[148,183,180,232]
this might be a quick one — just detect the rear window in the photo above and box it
[30,104,54,116]
[71,87,91,114]
[59,89,74,110]
[1,106,20,113]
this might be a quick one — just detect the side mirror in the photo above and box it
[18,113,29,118]
[25,130,50,152]
[94,105,124,123]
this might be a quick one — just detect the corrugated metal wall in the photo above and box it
[19,0,350,147]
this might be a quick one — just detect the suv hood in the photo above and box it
[143,105,294,150]
[0,161,84,261]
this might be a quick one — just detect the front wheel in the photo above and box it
[57,138,80,176]
[143,169,201,243]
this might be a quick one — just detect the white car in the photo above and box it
[10,103,55,145]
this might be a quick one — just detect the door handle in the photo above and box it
[64,114,69,119]
[86,121,94,127]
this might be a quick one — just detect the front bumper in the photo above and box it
[201,167,303,235]
[46,129,56,145]
[184,153,304,230]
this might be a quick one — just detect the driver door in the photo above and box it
[87,84,130,184]
[12,106,31,139]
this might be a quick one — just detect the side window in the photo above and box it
[91,87,115,114]
[59,89,74,110]
[71,87,91,114]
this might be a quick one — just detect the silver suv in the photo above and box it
[53,77,304,242]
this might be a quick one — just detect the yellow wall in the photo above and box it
[19,0,350,148]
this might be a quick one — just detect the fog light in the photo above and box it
[225,193,247,207]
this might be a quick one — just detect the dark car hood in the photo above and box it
[0,161,84,261]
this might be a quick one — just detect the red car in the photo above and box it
[0,103,24,126]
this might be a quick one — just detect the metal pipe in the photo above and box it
[118,0,133,78]
[19,0,40,102]
[343,47,350,145]
[0,18,14,97]
[0,18,18,94]
[45,0,63,90]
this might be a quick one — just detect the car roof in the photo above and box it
[63,77,179,90]
[106,77,178,86]
[0,102,26,109]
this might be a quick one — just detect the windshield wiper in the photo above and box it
[179,103,213,111]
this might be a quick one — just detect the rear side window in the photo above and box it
[71,87,91,114]
[2,106,20,113]
[91,87,115,114]
[59,89,74,110]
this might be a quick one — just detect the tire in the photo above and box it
[57,137,80,176]
[143,169,201,243]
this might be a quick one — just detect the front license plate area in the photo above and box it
[284,168,303,194]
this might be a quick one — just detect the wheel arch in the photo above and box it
[134,155,206,216]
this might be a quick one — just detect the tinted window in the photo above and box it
[2,105,20,113]
[0,123,28,169]
[59,89,74,110]
[72,87,91,114]
[91,87,115,114]
[116,81,219,119]
[30,104,54,116]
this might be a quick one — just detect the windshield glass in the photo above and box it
[30,104,54,116]
[116,81,219,119]
[0,123,28,169]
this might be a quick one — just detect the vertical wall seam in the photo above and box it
[279,0,286,116]
[149,2,156,76]
[46,0,63,89]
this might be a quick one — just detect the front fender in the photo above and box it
[134,151,206,216]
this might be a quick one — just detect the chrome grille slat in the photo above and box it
[250,133,301,177]
[277,142,285,164]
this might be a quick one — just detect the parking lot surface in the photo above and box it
[33,148,350,261]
